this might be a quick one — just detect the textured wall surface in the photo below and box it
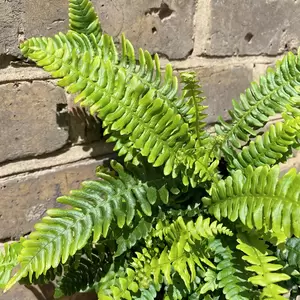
[0,0,300,298]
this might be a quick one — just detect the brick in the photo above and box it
[22,0,69,40]
[252,62,275,82]
[66,94,103,145]
[0,0,22,57]
[196,0,300,56]
[22,0,195,59]
[0,158,109,240]
[193,63,253,124]
[0,81,68,163]
[1,283,97,300]
[0,142,114,178]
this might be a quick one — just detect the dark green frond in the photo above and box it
[203,165,300,237]
[278,238,300,271]
[55,244,110,296]
[5,161,168,291]
[228,116,300,170]
[0,242,22,289]
[237,233,290,299]
[215,52,300,161]
[69,0,102,42]
[209,239,253,300]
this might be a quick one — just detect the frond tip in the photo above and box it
[179,71,208,143]
[69,0,102,42]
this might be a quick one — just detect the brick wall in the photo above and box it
[1,0,300,298]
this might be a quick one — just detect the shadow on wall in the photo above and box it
[26,283,97,300]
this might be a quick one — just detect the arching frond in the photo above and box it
[215,52,300,162]
[5,161,168,291]
[228,116,300,170]
[237,233,290,300]
[20,24,219,187]
[203,165,300,237]
[115,218,152,257]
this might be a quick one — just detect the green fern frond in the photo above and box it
[54,246,108,297]
[228,116,300,170]
[215,51,300,161]
[203,165,300,237]
[209,239,253,300]
[5,161,168,291]
[278,238,300,270]
[19,2,219,187]
[69,0,102,42]
[104,215,231,298]
[179,72,208,143]
[0,242,22,289]
[237,233,290,300]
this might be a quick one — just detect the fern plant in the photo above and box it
[1,0,300,299]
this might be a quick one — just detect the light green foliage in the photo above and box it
[0,242,22,289]
[1,0,300,299]
[237,234,290,299]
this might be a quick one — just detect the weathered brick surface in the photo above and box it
[1,283,97,300]
[193,63,253,124]
[0,81,68,163]
[196,0,300,56]
[0,0,22,58]
[0,158,108,240]
[22,0,195,59]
